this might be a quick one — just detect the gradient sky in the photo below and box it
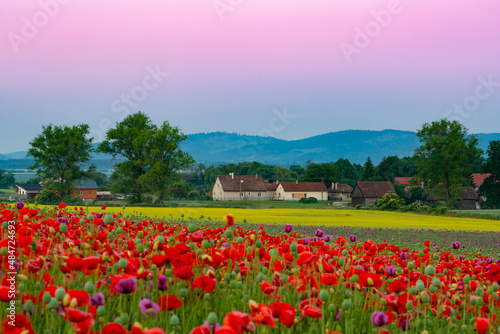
[1,0,499,153]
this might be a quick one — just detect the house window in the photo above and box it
[258,193,261,197]
[347,194,350,198]
[240,193,243,197]
[89,191,91,194]
[79,191,83,195]
[292,194,294,198]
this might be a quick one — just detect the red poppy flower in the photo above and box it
[320,274,339,286]
[1,314,34,334]
[102,322,127,334]
[214,326,237,334]
[173,266,194,280]
[296,251,314,266]
[260,281,276,294]
[388,280,407,293]
[193,275,217,293]
[222,311,254,334]
[359,272,383,289]
[67,290,90,307]
[158,295,182,311]
[302,305,322,318]
[58,202,67,209]
[0,286,16,302]
[475,317,490,334]
[66,257,87,271]
[66,308,94,334]
[190,326,211,334]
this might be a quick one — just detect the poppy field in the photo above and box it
[1,203,500,334]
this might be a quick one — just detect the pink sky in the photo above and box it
[0,0,499,152]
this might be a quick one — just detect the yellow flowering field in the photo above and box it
[80,206,500,231]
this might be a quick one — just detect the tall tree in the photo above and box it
[361,156,376,181]
[414,119,482,206]
[0,170,16,188]
[300,163,337,188]
[27,124,93,198]
[98,112,151,202]
[139,121,194,203]
[98,112,193,203]
[479,140,500,208]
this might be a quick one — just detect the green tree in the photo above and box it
[479,140,500,208]
[300,163,337,188]
[361,156,376,181]
[139,121,194,203]
[98,112,193,203]
[27,124,93,198]
[414,119,483,206]
[0,169,16,188]
[98,113,151,202]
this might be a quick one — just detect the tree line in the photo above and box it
[21,113,500,208]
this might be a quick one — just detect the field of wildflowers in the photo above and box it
[1,203,499,334]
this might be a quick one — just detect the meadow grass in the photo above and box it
[68,205,500,231]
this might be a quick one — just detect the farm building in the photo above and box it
[351,181,396,207]
[275,181,328,201]
[73,179,98,200]
[471,173,492,192]
[212,174,269,201]
[328,182,353,201]
[15,183,43,199]
[426,187,478,210]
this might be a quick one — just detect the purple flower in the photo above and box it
[370,311,388,326]
[487,258,494,264]
[115,277,137,294]
[97,212,104,219]
[90,292,105,306]
[302,238,310,245]
[349,235,357,242]
[16,202,24,209]
[399,252,408,260]
[315,229,324,238]
[139,299,160,317]
[158,274,168,291]
[57,218,69,224]
[386,266,396,276]
[203,321,220,332]
[451,241,460,249]
[323,235,332,242]
[458,255,464,261]
[334,308,342,321]
[400,318,410,331]
[284,224,292,233]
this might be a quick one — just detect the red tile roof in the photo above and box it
[218,175,268,192]
[352,182,395,198]
[266,183,279,191]
[394,177,413,186]
[280,182,327,192]
[471,173,492,189]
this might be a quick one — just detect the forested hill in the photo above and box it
[180,130,500,165]
[2,130,500,167]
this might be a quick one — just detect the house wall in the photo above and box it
[456,200,477,210]
[73,189,97,200]
[275,185,327,201]
[212,178,269,201]
[329,192,351,201]
[351,197,378,207]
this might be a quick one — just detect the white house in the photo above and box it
[275,181,328,201]
[212,174,269,201]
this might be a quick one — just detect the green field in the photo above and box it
[456,209,500,217]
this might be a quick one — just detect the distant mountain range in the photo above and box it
[2,130,500,167]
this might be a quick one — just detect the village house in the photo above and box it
[426,187,478,210]
[14,183,43,199]
[351,181,396,207]
[328,182,353,201]
[73,179,99,200]
[275,181,328,201]
[471,173,492,192]
[212,174,269,201]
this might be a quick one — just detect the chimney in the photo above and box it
[256,173,258,180]
[276,180,279,184]
[332,182,334,190]
[335,182,338,190]
[296,180,298,185]
[230,172,234,180]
